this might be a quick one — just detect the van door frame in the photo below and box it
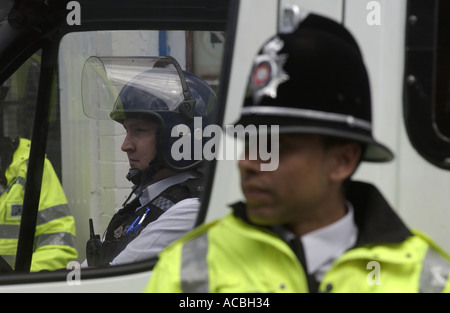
[0,0,239,284]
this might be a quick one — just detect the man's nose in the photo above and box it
[121,134,134,152]
[238,153,262,176]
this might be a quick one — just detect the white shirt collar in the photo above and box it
[274,201,358,281]
[139,171,199,207]
[302,201,358,280]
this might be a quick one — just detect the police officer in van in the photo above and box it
[85,57,217,267]
[145,14,450,292]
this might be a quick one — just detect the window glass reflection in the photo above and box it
[58,30,224,266]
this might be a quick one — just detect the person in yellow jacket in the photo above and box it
[145,13,450,293]
[0,136,77,272]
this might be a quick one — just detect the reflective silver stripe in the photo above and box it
[15,176,26,187]
[36,204,72,226]
[181,233,209,293]
[0,227,76,248]
[0,225,20,239]
[241,106,372,131]
[35,232,76,249]
[0,205,71,239]
[5,176,26,193]
[419,247,450,292]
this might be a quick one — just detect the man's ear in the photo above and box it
[328,142,362,182]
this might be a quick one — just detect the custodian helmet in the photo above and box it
[236,13,393,162]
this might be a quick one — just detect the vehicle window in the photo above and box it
[404,0,450,169]
[0,51,42,270]
[57,30,225,267]
[434,0,450,139]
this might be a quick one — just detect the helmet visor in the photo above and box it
[81,56,188,120]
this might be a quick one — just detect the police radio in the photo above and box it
[86,218,102,267]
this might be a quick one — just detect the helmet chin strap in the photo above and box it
[121,159,165,208]
[126,158,165,186]
[140,159,165,187]
[122,158,165,204]
[125,168,143,185]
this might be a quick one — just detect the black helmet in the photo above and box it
[110,56,217,179]
[236,13,393,162]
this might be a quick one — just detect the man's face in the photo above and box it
[238,133,346,229]
[121,117,158,171]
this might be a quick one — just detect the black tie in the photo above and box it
[289,238,320,292]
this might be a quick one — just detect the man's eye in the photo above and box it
[135,127,150,133]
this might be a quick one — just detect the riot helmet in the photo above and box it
[236,13,393,162]
[110,56,217,185]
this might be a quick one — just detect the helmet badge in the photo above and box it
[248,36,290,105]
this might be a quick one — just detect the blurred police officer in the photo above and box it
[0,136,77,272]
[145,14,450,293]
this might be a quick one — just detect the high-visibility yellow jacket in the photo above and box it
[0,138,78,272]
[145,182,450,293]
